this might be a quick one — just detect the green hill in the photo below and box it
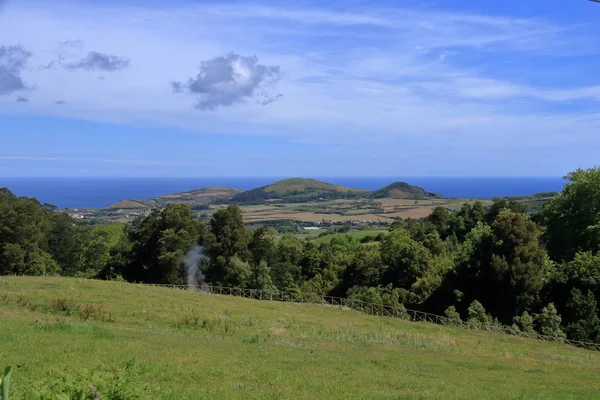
[264,178,362,193]
[371,182,440,199]
[1,277,599,399]
[106,187,241,210]
[230,178,367,204]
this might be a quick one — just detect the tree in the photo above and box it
[452,212,546,323]
[248,227,275,266]
[540,167,600,262]
[380,228,431,289]
[207,205,250,283]
[426,207,451,237]
[487,197,527,224]
[342,249,384,292]
[467,300,489,329]
[223,256,252,287]
[209,205,250,261]
[488,211,546,316]
[124,205,203,284]
[535,303,566,338]
[565,289,600,342]
[444,305,462,326]
[0,193,59,276]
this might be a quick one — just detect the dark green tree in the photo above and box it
[380,228,431,289]
[539,167,600,262]
[124,205,203,284]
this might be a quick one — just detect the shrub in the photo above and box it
[443,306,462,326]
[535,303,566,339]
[77,303,114,322]
[467,300,488,329]
[49,298,77,316]
[513,311,535,333]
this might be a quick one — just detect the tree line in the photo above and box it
[2,167,600,343]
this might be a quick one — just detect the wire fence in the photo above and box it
[143,283,600,352]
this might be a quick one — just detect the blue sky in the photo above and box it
[0,0,599,177]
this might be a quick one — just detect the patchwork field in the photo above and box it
[1,277,599,399]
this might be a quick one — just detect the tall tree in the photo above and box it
[380,228,431,289]
[540,167,600,262]
[125,205,203,284]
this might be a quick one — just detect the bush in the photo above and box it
[49,298,77,316]
[535,303,566,339]
[467,300,488,329]
[443,306,462,326]
[513,311,535,333]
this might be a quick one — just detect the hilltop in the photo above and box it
[1,276,598,399]
[264,178,362,193]
[371,181,440,199]
[230,178,368,204]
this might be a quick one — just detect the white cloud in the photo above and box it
[0,0,598,148]
[171,52,281,110]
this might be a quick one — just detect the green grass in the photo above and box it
[1,277,599,399]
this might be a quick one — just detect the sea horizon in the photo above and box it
[0,176,566,209]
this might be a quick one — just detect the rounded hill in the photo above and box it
[371,182,440,199]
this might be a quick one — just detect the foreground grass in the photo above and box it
[0,277,599,399]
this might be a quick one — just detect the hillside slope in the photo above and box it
[230,178,367,204]
[107,187,241,210]
[371,181,440,199]
[1,277,599,399]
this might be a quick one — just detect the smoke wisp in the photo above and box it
[184,245,207,290]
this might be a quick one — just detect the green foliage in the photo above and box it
[540,167,600,261]
[124,204,203,284]
[467,300,489,329]
[565,289,600,342]
[513,311,535,333]
[535,303,566,338]
[380,228,431,289]
[444,306,462,326]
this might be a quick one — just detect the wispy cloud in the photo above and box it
[0,155,212,167]
[0,45,31,95]
[62,51,130,72]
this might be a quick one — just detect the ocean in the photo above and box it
[0,177,566,209]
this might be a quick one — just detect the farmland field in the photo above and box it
[1,277,599,399]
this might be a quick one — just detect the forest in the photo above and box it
[1,167,600,344]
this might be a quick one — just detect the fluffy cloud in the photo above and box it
[16,95,28,102]
[171,53,282,110]
[0,45,30,95]
[63,51,130,72]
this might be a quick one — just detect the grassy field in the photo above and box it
[1,277,599,399]
[84,197,495,225]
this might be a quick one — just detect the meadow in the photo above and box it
[1,277,599,399]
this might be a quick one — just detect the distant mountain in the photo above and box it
[229,178,368,205]
[371,182,440,200]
